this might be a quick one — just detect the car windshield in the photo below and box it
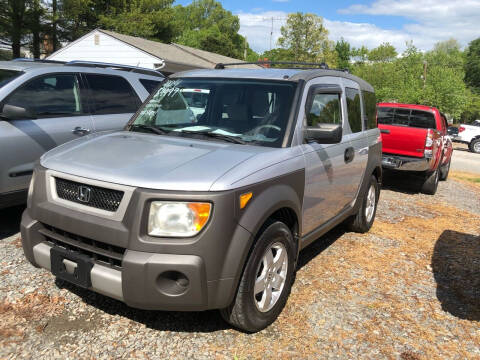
[128,78,297,147]
[0,69,23,88]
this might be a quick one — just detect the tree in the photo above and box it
[335,38,351,70]
[98,0,177,42]
[0,0,28,58]
[368,42,397,62]
[433,38,461,54]
[277,12,336,65]
[465,38,480,91]
[173,0,247,58]
[351,45,369,64]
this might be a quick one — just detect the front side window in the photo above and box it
[6,73,85,118]
[0,69,23,88]
[306,93,341,127]
[129,78,297,148]
[345,87,362,133]
[85,74,140,115]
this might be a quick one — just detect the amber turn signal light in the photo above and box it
[239,192,253,209]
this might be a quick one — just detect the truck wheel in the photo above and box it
[469,138,480,154]
[439,160,451,181]
[347,175,379,233]
[421,169,439,195]
[220,221,296,333]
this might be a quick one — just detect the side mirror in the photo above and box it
[304,124,342,144]
[1,104,36,120]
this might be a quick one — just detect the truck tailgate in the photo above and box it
[379,124,427,158]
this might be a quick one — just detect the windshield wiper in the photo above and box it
[179,130,247,144]
[130,124,169,135]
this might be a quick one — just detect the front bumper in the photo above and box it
[20,167,254,311]
[381,154,432,172]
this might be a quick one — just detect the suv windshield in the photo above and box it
[0,69,23,88]
[129,78,297,147]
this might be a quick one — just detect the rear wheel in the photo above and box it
[220,221,296,333]
[469,138,480,154]
[421,169,439,195]
[439,160,451,181]
[347,175,379,233]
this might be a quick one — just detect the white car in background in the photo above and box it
[456,120,480,153]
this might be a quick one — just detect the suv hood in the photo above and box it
[40,131,265,191]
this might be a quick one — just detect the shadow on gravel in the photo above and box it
[0,205,25,240]
[432,230,480,321]
[297,225,346,270]
[54,225,347,333]
[55,279,229,333]
[381,170,423,194]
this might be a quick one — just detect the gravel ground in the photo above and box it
[1,174,479,359]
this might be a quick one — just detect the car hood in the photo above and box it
[40,131,267,191]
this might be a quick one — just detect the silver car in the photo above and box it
[21,65,382,332]
[0,60,163,208]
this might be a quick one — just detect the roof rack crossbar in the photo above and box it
[215,61,330,69]
[13,58,66,64]
[215,61,350,73]
[64,60,164,77]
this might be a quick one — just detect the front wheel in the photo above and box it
[421,169,439,195]
[220,221,296,333]
[346,175,380,233]
[469,138,480,154]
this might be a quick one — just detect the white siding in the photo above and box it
[48,30,162,69]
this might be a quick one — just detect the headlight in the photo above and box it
[148,201,211,237]
[27,172,36,208]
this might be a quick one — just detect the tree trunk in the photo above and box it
[10,0,26,58]
[52,0,57,52]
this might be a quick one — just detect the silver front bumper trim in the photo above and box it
[32,242,124,301]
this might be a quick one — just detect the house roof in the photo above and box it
[97,29,257,72]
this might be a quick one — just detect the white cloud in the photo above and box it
[338,0,480,49]
[238,1,480,54]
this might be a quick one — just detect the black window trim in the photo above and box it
[1,71,90,120]
[81,72,142,116]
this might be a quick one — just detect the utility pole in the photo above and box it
[262,17,285,50]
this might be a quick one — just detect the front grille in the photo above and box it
[55,177,124,212]
[40,224,125,270]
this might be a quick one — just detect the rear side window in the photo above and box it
[345,87,362,133]
[362,90,377,129]
[306,93,341,126]
[378,107,436,129]
[0,69,23,88]
[140,79,162,93]
[85,74,140,115]
[5,73,86,118]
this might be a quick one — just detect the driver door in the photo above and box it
[0,73,93,194]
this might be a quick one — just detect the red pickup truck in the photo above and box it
[377,103,453,195]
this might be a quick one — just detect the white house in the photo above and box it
[47,29,253,74]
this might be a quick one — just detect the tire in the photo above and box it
[220,221,296,333]
[469,138,480,154]
[421,169,439,195]
[347,175,379,233]
[439,160,450,181]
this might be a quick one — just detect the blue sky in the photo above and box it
[175,0,480,54]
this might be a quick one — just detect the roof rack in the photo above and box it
[13,58,66,64]
[215,61,330,70]
[64,60,164,78]
[215,61,350,73]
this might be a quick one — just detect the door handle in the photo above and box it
[72,126,90,135]
[344,146,355,163]
[380,129,390,134]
